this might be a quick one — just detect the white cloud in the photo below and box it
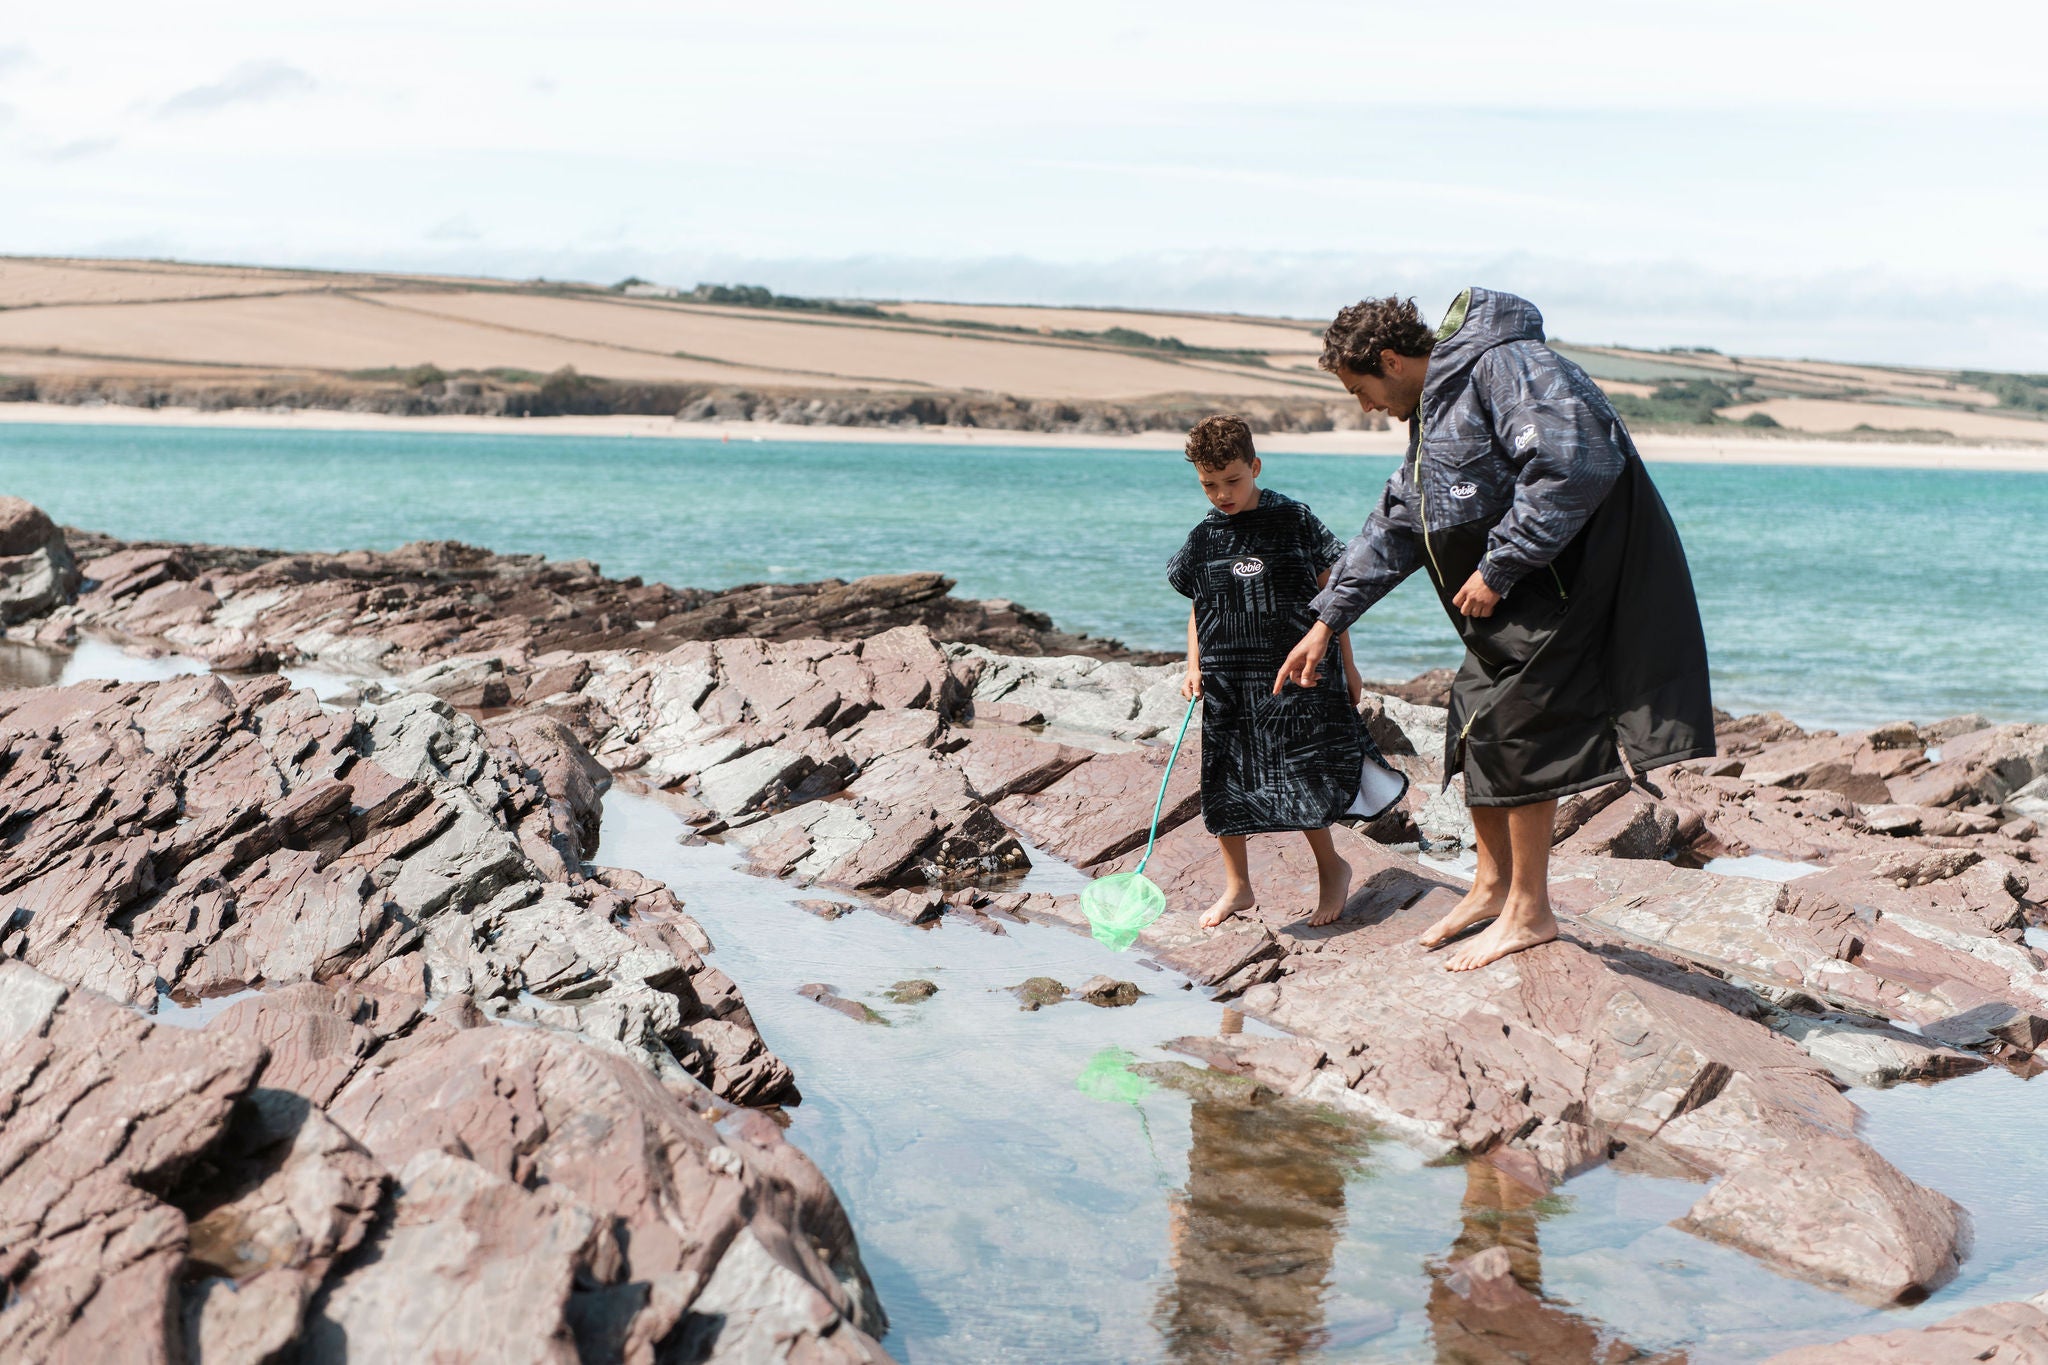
[158,60,316,117]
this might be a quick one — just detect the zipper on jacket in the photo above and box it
[1414,394,1445,587]
[1549,566,1569,602]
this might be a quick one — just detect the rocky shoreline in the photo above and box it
[8,373,1378,439]
[5,496,2048,1360]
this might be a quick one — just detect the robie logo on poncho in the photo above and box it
[1450,482,1478,500]
[1231,557,1265,577]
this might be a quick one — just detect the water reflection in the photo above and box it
[1152,1009,1360,1363]
[0,640,66,690]
[1428,1161,1684,1365]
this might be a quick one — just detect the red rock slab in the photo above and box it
[1890,723,2048,810]
[1746,732,1927,805]
[0,962,266,1365]
[992,733,1203,868]
[1072,828,1969,1302]
[948,727,1092,802]
[325,1023,888,1361]
[1763,1291,2048,1364]
[1554,856,2048,1039]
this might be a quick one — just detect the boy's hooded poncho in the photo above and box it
[1312,287,1716,805]
[1169,491,1373,837]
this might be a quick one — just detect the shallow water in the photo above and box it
[600,790,2048,1363]
[4,421,2046,728]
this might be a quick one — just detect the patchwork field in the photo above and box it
[1,255,2043,445]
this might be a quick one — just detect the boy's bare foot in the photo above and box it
[1444,903,1558,971]
[1201,888,1257,929]
[1419,881,1507,949]
[1308,856,1352,927]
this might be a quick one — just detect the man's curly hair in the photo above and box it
[1319,296,1436,376]
[1184,414,1257,471]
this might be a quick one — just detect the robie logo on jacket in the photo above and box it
[1449,482,1478,500]
[1231,557,1265,577]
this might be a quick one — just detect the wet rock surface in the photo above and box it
[9,505,2048,1349]
[1766,1289,2048,1363]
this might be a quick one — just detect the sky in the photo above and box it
[5,1,2048,367]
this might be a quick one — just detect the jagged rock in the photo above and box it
[0,674,796,1106]
[1361,667,1456,708]
[949,645,1185,738]
[0,962,266,1364]
[1764,1290,2048,1363]
[1053,822,1970,1301]
[178,1093,386,1364]
[885,979,938,1004]
[40,525,1144,668]
[948,726,1092,802]
[0,498,82,627]
[1552,857,2048,1038]
[321,1020,886,1359]
[1889,723,2048,810]
[993,737,1203,868]
[1772,1011,1986,1087]
[1555,791,1682,860]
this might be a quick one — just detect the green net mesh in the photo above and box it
[1080,871,1166,951]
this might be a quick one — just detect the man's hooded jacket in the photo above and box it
[1312,287,1715,802]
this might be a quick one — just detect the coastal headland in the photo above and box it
[5,494,2048,1360]
[5,255,2048,473]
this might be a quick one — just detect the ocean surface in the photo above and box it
[3,420,2045,728]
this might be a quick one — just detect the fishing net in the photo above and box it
[1081,872,1167,951]
[1080,696,1196,952]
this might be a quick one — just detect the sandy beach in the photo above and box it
[5,399,2047,472]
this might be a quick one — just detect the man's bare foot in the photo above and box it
[1309,857,1352,927]
[1419,881,1508,949]
[1201,888,1257,929]
[1444,905,1558,971]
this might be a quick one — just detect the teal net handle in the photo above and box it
[1134,696,1198,876]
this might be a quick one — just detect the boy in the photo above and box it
[1167,415,1405,929]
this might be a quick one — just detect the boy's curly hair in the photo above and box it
[1319,296,1437,376]
[1184,414,1257,471]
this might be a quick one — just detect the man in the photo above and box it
[1275,289,1715,970]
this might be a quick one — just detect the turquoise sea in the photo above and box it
[3,421,2044,728]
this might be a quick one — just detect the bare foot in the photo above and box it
[1419,881,1507,949]
[1309,857,1352,927]
[1444,905,1558,972]
[1201,888,1257,929]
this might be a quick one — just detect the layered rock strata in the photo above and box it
[1763,1290,2048,1363]
[0,658,887,1357]
[8,504,2047,1327]
[24,526,1160,668]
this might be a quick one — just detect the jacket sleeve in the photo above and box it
[1475,345,1627,594]
[1311,469,1424,632]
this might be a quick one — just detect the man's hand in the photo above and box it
[1274,622,1334,693]
[1452,570,1502,618]
[1180,667,1202,701]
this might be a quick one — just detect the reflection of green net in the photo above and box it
[1076,1045,1156,1105]
[1074,1047,1169,1186]
[1079,696,1195,954]
[1081,872,1166,951]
